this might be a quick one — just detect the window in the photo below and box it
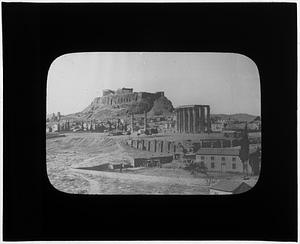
[211,162,215,168]
[232,157,236,161]
[221,157,226,161]
[201,156,205,160]
[232,163,236,169]
[211,156,215,160]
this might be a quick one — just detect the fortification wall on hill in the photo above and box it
[99,89,164,106]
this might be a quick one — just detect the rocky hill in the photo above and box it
[64,89,174,121]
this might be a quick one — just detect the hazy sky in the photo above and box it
[47,52,260,116]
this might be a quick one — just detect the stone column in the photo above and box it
[191,107,194,133]
[182,109,185,133]
[207,106,211,133]
[176,110,180,133]
[189,108,193,133]
[195,106,199,133]
[192,108,196,133]
[141,140,145,150]
[185,108,189,133]
[167,142,171,153]
[160,141,164,152]
[187,108,191,133]
[180,109,183,133]
[200,106,205,133]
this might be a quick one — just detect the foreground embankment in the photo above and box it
[46,132,210,194]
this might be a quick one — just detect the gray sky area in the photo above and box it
[47,52,261,116]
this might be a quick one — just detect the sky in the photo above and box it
[47,52,261,116]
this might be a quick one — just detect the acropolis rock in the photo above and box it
[71,88,174,120]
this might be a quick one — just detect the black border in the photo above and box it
[3,3,297,241]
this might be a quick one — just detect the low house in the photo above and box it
[195,148,253,174]
[211,122,224,132]
[210,180,252,195]
[133,154,173,167]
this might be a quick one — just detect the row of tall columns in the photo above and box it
[102,95,138,105]
[176,106,211,133]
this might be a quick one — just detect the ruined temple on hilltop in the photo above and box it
[100,88,165,106]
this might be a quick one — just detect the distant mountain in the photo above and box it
[211,113,259,123]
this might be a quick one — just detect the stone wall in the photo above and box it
[127,138,238,154]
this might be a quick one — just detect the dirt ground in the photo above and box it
[46,132,212,194]
[46,132,257,195]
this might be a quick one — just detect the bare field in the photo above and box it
[46,132,210,194]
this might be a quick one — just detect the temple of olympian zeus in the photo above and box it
[175,105,211,133]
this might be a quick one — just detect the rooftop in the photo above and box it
[196,147,258,156]
[210,180,251,192]
[196,148,240,156]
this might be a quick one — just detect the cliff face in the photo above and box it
[68,90,174,120]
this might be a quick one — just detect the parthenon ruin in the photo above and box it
[176,105,211,133]
[99,88,164,106]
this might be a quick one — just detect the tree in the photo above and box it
[239,122,250,175]
[184,161,213,185]
[249,147,261,175]
[253,116,261,122]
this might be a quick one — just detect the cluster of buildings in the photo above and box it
[126,136,260,176]
[46,110,173,134]
[46,118,129,133]
[47,112,61,122]
[211,117,261,132]
[47,101,261,180]
[124,104,261,177]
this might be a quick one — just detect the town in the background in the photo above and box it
[46,87,261,195]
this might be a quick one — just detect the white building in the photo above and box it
[195,148,253,174]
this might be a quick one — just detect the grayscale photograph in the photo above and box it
[46,52,261,195]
